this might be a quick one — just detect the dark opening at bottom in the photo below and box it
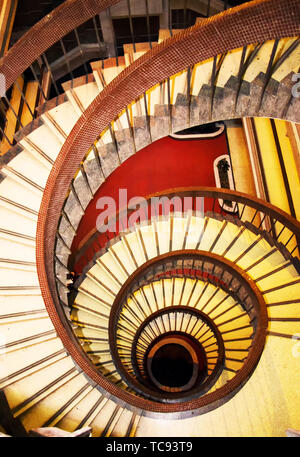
[151,343,194,388]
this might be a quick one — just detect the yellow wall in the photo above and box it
[20,82,39,127]
[275,120,300,221]
[253,118,290,215]
[0,75,24,156]
[0,0,18,56]
[226,122,257,197]
[136,335,300,437]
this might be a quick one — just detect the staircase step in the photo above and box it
[41,100,80,138]
[64,79,100,115]
[0,177,41,216]
[3,148,49,190]
[19,123,62,164]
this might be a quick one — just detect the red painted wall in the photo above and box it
[71,133,229,272]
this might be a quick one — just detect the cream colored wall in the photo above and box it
[136,336,300,437]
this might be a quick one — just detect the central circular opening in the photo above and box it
[151,343,194,388]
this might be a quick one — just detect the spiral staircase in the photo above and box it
[0,0,300,438]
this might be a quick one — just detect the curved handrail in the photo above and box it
[35,0,299,417]
[70,186,300,271]
[122,306,226,403]
[71,250,266,411]
[146,187,300,238]
[83,257,253,399]
[38,1,300,260]
[38,0,300,301]
[0,0,121,91]
[105,251,268,414]
[2,0,299,92]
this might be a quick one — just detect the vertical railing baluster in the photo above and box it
[15,78,35,120]
[92,16,104,67]
[290,244,299,256]
[0,99,14,146]
[30,64,48,103]
[183,0,187,28]
[206,0,211,17]
[212,197,216,213]
[168,0,173,37]
[143,92,152,143]
[239,203,246,221]
[167,76,172,134]
[0,124,13,146]
[41,53,60,96]
[187,66,191,127]
[257,213,267,230]
[60,38,75,84]
[74,27,89,75]
[3,94,24,129]
[145,0,152,49]
[127,0,136,53]
[250,209,258,225]
[284,232,295,248]
[125,105,136,153]
[107,7,119,67]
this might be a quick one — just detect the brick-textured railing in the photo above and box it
[70,186,300,272]
[35,0,300,416]
[0,0,121,91]
[106,252,264,405]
